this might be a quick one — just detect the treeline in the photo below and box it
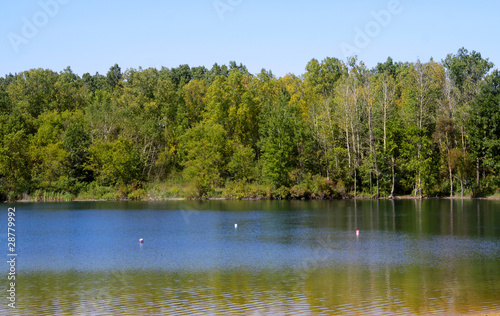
[1,48,499,201]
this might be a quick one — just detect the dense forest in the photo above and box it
[1,48,499,201]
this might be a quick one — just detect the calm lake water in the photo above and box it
[1,199,500,315]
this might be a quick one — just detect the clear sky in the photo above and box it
[1,0,498,77]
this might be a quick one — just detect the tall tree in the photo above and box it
[444,48,494,187]
[468,70,500,195]
[400,59,443,197]
[181,122,231,196]
[259,83,299,188]
[7,69,59,118]
[106,64,122,91]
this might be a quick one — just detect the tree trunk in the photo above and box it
[343,86,352,168]
[477,158,480,186]
[351,116,357,198]
[367,103,380,198]
[345,123,351,168]
[373,140,380,198]
[445,138,453,198]
[369,170,373,198]
[418,170,422,199]
[325,99,339,175]
[383,96,387,152]
[354,167,357,199]
[390,157,395,199]
[461,126,467,159]
[449,163,453,198]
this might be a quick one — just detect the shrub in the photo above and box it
[273,186,290,199]
[128,188,147,200]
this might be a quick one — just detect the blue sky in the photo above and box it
[1,0,498,77]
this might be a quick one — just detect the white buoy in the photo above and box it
[356,230,360,237]
[234,223,238,229]
[139,238,144,244]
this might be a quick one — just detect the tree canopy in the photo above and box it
[0,50,498,201]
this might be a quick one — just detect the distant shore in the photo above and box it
[7,194,500,203]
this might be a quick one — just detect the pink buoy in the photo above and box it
[139,238,144,244]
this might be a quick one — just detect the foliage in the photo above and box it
[180,122,231,197]
[87,137,143,186]
[0,51,499,201]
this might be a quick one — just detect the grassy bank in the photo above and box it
[7,178,500,203]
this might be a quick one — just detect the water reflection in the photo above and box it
[1,199,499,315]
[9,264,500,316]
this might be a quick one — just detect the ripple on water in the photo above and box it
[8,200,500,315]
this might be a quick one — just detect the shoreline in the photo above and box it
[6,195,500,203]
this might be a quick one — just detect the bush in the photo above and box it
[273,186,290,199]
[71,181,88,196]
[249,184,272,199]
[224,180,249,199]
[128,188,147,200]
[76,182,118,200]
[290,182,311,199]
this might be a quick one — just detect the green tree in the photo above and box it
[7,69,59,118]
[63,112,92,184]
[468,70,500,194]
[399,59,443,197]
[106,64,122,91]
[259,84,298,187]
[88,137,143,186]
[181,79,207,128]
[29,111,68,191]
[0,128,32,199]
[86,90,121,141]
[181,122,231,196]
[0,80,12,114]
[227,144,256,182]
[304,57,346,180]
[54,66,86,112]
[444,48,494,188]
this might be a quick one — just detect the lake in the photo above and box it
[1,199,500,315]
